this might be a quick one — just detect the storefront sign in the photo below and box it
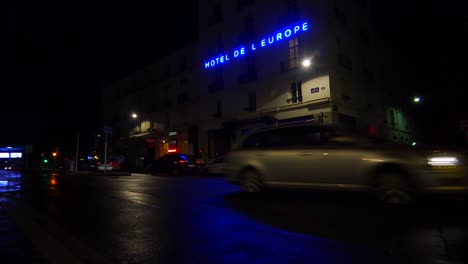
[203,21,310,69]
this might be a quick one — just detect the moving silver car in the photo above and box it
[225,123,468,204]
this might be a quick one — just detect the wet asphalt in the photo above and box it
[1,170,467,264]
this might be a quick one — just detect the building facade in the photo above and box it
[101,44,201,170]
[102,0,417,166]
[197,0,385,159]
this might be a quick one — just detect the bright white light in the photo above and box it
[131,113,138,119]
[412,141,417,146]
[413,97,421,103]
[428,157,459,166]
[6,146,12,149]
[302,59,311,67]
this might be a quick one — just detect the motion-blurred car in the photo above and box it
[204,157,225,175]
[148,153,203,176]
[225,122,468,204]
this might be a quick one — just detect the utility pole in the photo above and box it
[103,125,112,175]
[75,134,79,172]
[104,133,108,175]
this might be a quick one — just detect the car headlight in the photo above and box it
[427,157,459,166]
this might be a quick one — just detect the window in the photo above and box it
[245,89,256,112]
[214,99,222,118]
[179,56,187,73]
[163,65,171,80]
[288,37,300,69]
[338,53,353,71]
[177,91,188,104]
[240,54,257,84]
[238,0,254,10]
[208,3,223,26]
[284,0,297,13]
[244,15,255,40]
[290,81,302,103]
[334,6,347,25]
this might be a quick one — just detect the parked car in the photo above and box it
[225,122,468,204]
[148,153,203,176]
[204,157,225,175]
[97,157,122,171]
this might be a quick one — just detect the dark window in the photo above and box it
[208,3,223,26]
[240,54,257,84]
[245,89,256,112]
[179,57,188,73]
[163,65,171,80]
[334,6,347,25]
[214,99,222,118]
[177,91,188,104]
[338,53,353,71]
[238,0,254,10]
[290,81,302,103]
[244,15,255,40]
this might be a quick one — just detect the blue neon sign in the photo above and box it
[203,21,310,69]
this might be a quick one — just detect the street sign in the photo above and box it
[104,126,113,135]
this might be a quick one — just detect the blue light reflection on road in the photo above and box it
[163,185,383,264]
[0,170,22,193]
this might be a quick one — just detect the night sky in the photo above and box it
[3,0,468,152]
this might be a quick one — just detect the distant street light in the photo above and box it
[131,113,138,119]
[413,97,421,103]
[302,59,311,67]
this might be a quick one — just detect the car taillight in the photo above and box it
[97,162,101,165]
[195,159,201,164]
[109,162,113,165]
[179,160,185,164]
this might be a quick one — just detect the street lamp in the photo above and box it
[302,58,311,67]
[413,96,421,103]
[131,113,138,119]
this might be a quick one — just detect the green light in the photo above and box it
[412,141,417,146]
[43,159,48,163]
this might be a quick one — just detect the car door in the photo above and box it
[255,127,309,184]
[289,126,331,185]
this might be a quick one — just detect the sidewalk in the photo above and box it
[0,199,48,264]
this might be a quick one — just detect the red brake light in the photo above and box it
[179,160,185,164]
[196,159,201,164]
[97,162,101,165]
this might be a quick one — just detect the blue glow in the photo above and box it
[203,21,310,69]
[0,181,7,187]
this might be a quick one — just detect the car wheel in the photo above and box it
[376,172,412,205]
[241,170,262,193]
[170,167,181,176]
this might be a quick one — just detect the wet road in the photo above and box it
[1,170,468,264]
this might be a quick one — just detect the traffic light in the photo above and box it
[43,159,48,163]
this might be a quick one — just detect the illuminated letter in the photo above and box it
[205,62,210,68]
[210,60,215,66]
[302,22,309,31]
[234,50,239,57]
[261,39,266,47]
[225,54,230,61]
[215,57,220,64]
[284,29,292,38]
[251,43,257,51]
[220,56,224,63]
[268,36,274,44]
[276,32,282,41]
[294,25,300,34]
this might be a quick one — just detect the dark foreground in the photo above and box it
[0,170,467,264]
